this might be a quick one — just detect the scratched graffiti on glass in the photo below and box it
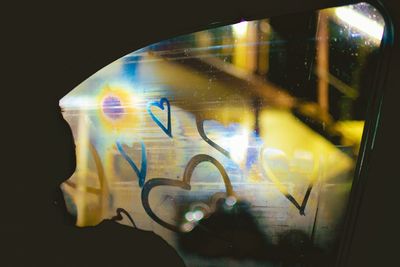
[60,3,384,266]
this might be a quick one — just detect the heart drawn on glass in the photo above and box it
[196,116,231,158]
[116,139,147,187]
[141,154,235,232]
[260,147,320,216]
[147,97,172,138]
[111,208,137,228]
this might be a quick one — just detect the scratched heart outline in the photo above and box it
[260,146,320,215]
[141,154,235,232]
[147,97,172,138]
[116,139,147,188]
[111,208,137,228]
[196,115,230,158]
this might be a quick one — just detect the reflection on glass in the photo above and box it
[60,3,385,266]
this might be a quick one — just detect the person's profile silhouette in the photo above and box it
[48,109,185,267]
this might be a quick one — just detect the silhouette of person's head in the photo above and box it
[47,107,185,267]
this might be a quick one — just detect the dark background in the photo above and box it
[2,0,400,266]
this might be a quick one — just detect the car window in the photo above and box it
[60,2,385,266]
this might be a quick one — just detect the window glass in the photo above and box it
[60,2,385,266]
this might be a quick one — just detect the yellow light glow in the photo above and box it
[335,7,384,42]
[97,84,142,132]
[260,109,353,181]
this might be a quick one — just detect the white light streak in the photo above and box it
[232,21,248,38]
[335,7,384,42]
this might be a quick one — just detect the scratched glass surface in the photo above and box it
[60,3,384,266]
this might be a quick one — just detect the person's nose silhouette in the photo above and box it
[34,107,186,267]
